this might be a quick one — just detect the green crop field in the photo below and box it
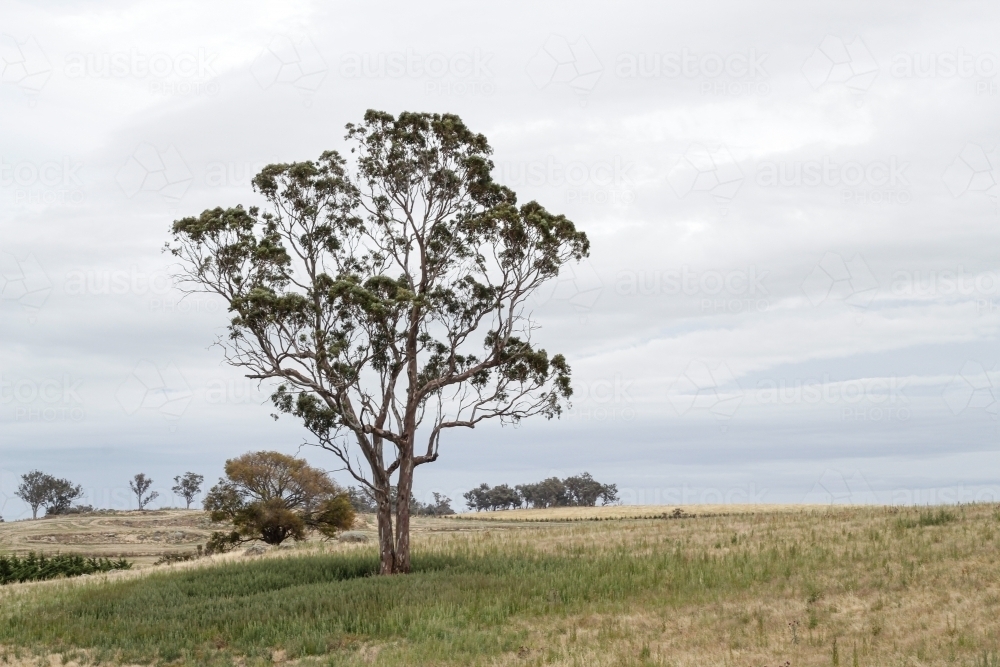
[1,504,999,666]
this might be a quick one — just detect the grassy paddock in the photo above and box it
[1,504,999,666]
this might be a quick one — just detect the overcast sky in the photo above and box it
[2,0,1000,517]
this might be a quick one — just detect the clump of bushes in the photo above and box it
[203,451,355,550]
[464,473,619,511]
[0,553,131,585]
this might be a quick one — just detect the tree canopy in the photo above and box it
[204,451,354,546]
[14,471,84,520]
[169,110,588,573]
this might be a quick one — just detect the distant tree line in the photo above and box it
[5,470,206,521]
[348,487,455,516]
[463,473,619,511]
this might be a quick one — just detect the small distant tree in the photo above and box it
[42,477,85,516]
[353,485,453,516]
[15,471,53,520]
[129,473,159,510]
[411,492,455,516]
[203,451,355,545]
[463,484,491,512]
[172,472,204,509]
[347,486,378,513]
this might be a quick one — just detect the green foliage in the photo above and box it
[0,553,131,585]
[172,472,204,509]
[129,473,159,510]
[14,470,84,519]
[313,494,358,537]
[205,530,241,555]
[918,509,957,526]
[464,473,619,511]
[412,492,456,516]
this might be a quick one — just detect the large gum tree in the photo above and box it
[168,110,589,574]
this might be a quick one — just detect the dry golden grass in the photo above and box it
[449,503,838,521]
[464,504,1000,667]
[0,510,214,566]
[1,504,999,666]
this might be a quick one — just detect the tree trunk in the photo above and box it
[371,457,415,575]
[394,456,414,574]
[376,487,396,575]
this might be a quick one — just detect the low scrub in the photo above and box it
[0,553,131,585]
[896,508,957,528]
